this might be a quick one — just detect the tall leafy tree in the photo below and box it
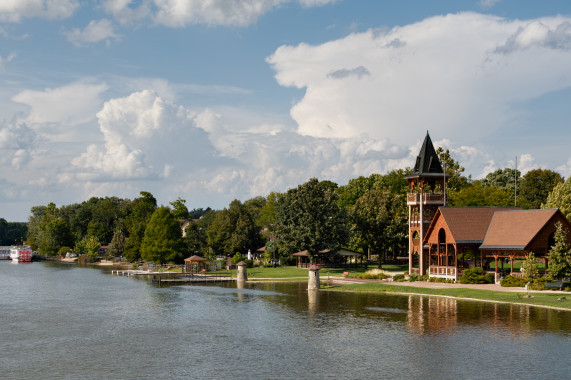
[436,147,470,191]
[547,222,571,280]
[336,174,384,209]
[206,200,261,256]
[350,188,407,265]
[141,207,185,264]
[275,178,348,263]
[448,183,513,207]
[107,229,126,257]
[27,203,73,256]
[124,191,157,262]
[518,169,563,209]
[479,168,520,205]
[169,197,190,219]
[543,177,571,220]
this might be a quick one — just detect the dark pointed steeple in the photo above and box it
[406,131,443,178]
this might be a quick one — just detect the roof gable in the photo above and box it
[480,209,559,250]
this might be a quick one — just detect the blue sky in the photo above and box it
[2,0,571,222]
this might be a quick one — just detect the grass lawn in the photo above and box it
[323,282,571,310]
[235,264,408,280]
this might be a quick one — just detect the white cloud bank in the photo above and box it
[103,0,336,27]
[267,12,571,149]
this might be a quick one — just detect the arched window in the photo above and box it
[438,228,446,245]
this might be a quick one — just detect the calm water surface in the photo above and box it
[1,261,569,379]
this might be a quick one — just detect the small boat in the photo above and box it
[10,247,32,263]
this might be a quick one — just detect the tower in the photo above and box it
[405,132,446,276]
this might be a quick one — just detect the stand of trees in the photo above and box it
[12,151,571,267]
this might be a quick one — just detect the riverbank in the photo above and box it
[323,278,571,310]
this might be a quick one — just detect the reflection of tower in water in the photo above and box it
[236,280,245,302]
[307,289,320,317]
[407,295,458,334]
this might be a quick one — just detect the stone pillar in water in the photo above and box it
[308,265,320,290]
[237,261,248,282]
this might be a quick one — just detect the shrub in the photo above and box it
[357,273,390,280]
[530,277,549,290]
[408,273,419,282]
[378,273,389,280]
[459,267,493,284]
[500,275,527,287]
[418,274,429,281]
[484,273,495,284]
[392,274,405,282]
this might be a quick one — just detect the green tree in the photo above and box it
[547,222,571,280]
[336,174,384,209]
[479,168,520,205]
[28,203,74,256]
[275,178,348,263]
[141,207,185,264]
[349,189,407,265]
[448,183,513,207]
[0,218,27,246]
[543,177,571,220]
[170,197,190,219]
[436,147,470,191]
[519,169,563,209]
[107,229,126,257]
[521,252,539,281]
[206,200,261,257]
[124,191,157,262]
[85,236,101,262]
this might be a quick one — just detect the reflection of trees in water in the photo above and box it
[406,295,570,336]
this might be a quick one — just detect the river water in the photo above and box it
[1,261,569,379]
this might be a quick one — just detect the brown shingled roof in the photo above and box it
[480,209,558,250]
[425,207,517,244]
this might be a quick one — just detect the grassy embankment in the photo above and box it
[233,264,407,281]
[322,282,570,310]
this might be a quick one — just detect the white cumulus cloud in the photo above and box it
[103,0,334,27]
[0,0,79,22]
[64,19,119,46]
[12,82,108,127]
[267,12,571,147]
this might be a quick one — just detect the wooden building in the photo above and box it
[422,207,571,281]
[407,132,571,281]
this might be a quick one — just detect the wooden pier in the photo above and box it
[112,270,234,284]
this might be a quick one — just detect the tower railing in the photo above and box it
[407,192,445,205]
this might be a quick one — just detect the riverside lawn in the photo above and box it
[322,282,571,310]
[231,264,407,280]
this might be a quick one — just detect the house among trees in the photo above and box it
[407,132,571,281]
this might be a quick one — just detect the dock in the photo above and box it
[112,270,234,284]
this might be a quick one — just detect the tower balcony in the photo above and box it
[407,192,445,206]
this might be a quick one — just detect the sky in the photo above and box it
[2,0,571,222]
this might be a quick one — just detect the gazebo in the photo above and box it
[184,255,207,273]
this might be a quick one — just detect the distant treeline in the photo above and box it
[0,219,28,246]
[17,150,571,265]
